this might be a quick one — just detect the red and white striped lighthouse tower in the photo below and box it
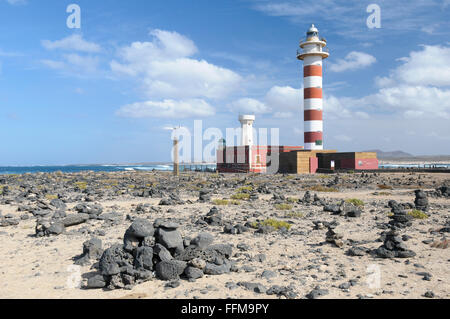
[297,24,329,150]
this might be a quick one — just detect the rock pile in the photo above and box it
[75,203,103,219]
[313,220,338,230]
[414,190,429,212]
[198,190,212,203]
[74,238,103,266]
[203,207,223,226]
[300,191,324,206]
[324,201,362,217]
[434,186,449,198]
[159,193,185,206]
[325,225,344,248]
[387,203,413,229]
[375,229,416,258]
[84,218,234,290]
[224,223,248,234]
[35,213,90,237]
[0,212,20,227]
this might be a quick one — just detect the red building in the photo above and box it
[217,148,378,174]
[217,146,304,173]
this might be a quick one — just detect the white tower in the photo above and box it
[239,114,255,146]
[297,24,329,150]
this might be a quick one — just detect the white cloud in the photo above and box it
[227,85,302,115]
[41,54,100,75]
[116,99,215,119]
[265,86,301,111]
[41,59,65,70]
[383,45,450,87]
[274,112,294,118]
[42,34,101,53]
[355,111,370,119]
[228,98,271,114]
[322,45,450,120]
[329,51,376,72]
[322,95,352,118]
[111,29,242,100]
[367,85,450,119]
[253,1,448,39]
[228,84,362,119]
[359,45,450,119]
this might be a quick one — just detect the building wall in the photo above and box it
[317,152,378,170]
[279,150,336,174]
[354,158,379,170]
[217,146,304,173]
[310,157,318,173]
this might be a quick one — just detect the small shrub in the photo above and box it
[377,184,393,190]
[307,185,339,192]
[260,218,292,230]
[408,209,429,219]
[230,200,241,205]
[74,181,87,190]
[287,197,298,203]
[275,203,293,210]
[345,198,365,207]
[231,193,250,200]
[237,186,253,193]
[212,199,229,205]
[45,194,58,200]
[375,192,392,196]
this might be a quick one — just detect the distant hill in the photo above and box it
[364,150,414,159]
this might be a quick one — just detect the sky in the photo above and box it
[1,0,450,165]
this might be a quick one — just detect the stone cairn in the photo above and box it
[414,190,429,212]
[375,200,416,258]
[325,224,344,248]
[80,218,235,290]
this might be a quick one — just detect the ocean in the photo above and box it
[0,164,217,175]
[0,163,448,175]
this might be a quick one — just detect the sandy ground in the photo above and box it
[0,172,449,299]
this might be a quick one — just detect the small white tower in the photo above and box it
[239,114,255,146]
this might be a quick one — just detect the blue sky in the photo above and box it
[1,0,450,165]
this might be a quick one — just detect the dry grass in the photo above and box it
[408,209,429,219]
[212,199,229,205]
[251,219,292,230]
[345,198,365,207]
[231,193,250,200]
[74,181,87,190]
[275,203,293,210]
[307,185,339,192]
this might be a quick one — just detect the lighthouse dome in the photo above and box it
[308,24,318,33]
[306,24,319,39]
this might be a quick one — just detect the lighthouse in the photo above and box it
[297,24,329,150]
[239,114,255,146]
